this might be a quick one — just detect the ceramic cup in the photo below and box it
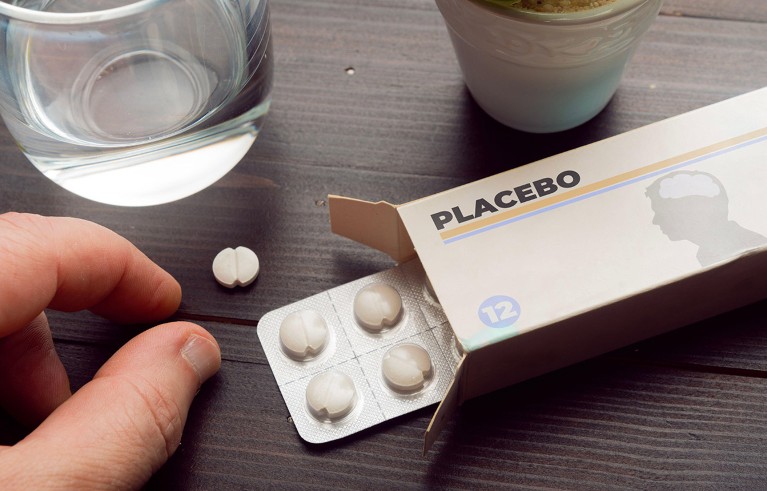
[434,0,663,133]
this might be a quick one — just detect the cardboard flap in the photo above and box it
[423,354,466,455]
[328,195,416,262]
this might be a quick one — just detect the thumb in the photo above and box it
[1,322,221,490]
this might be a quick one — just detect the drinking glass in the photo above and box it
[0,0,273,206]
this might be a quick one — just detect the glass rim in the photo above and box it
[0,0,172,25]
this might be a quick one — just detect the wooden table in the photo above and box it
[2,0,766,488]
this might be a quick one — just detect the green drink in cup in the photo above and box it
[435,0,662,132]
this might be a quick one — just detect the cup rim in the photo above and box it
[475,0,651,25]
[0,0,171,25]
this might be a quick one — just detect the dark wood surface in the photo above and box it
[2,0,767,488]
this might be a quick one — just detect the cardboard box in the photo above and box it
[328,88,767,451]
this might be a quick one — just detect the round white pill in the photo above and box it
[353,282,403,332]
[212,246,260,288]
[381,343,433,393]
[279,310,330,360]
[305,371,358,421]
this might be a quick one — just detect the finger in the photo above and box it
[0,213,182,338]
[2,322,221,490]
[0,312,71,427]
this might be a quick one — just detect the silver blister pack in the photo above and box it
[257,258,460,444]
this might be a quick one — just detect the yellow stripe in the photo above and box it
[440,127,767,241]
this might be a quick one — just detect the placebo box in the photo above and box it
[328,87,767,451]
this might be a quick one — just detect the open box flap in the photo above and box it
[424,353,467,455]
[329,195,468,452]
[328,195,416,263]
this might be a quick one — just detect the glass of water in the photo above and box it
[0,0,273,206]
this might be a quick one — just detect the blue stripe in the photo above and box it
[444,134,767,245]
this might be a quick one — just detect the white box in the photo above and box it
[329,88,767,451]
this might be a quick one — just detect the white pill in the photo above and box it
[381,343,433,393]
[305,371,358,421]
[279,310,329,360]
[212,246,260,288]
[353,282,403,332]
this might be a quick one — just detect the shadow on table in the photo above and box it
[438,86,626,183]
[422,299,767,488]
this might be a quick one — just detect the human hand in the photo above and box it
[0,213,221,489]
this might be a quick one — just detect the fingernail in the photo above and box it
[181,335,221,384]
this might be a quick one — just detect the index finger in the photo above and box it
[0,213,182,337]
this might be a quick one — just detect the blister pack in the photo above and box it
[257,259,462,443]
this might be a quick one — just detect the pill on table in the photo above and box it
[212,246,260,288]
[381,343,433,393]
[279,310,329,360]
[305,371,358,421]
[353,282,403,332]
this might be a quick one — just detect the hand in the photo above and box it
[0,213,221,489]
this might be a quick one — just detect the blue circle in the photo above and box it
[477,295,521,329]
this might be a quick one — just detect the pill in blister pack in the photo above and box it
[257,259,460,443]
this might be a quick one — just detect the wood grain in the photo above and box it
[0,0,766,488]
[6,340,763,489]
[661,0,767,22]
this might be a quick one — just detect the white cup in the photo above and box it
[434,0,663,133]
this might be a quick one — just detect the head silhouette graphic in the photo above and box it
[646,170,767,267]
